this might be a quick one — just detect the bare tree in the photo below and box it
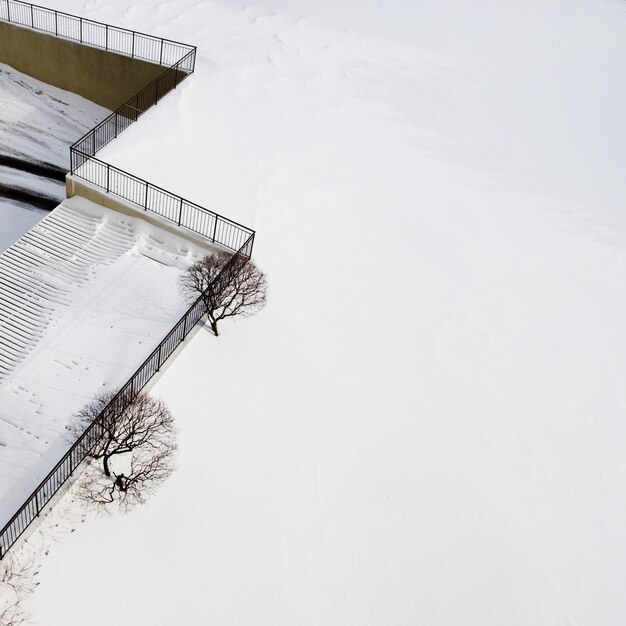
[179,252,267,336]
[0,556,37,626]
[68,391,177,512]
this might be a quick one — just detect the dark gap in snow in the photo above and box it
[0,182,61,211]
[0,155,66,182]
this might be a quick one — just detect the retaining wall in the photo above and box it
[0,21,164,109]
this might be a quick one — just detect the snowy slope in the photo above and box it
[0,63,110,248]
[14,0,626,625]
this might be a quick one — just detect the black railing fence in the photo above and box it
[70,49,196,161]
[0,234,254,560]
[0,4,256,559]
[71,155,253,251]
[0,0,195,67]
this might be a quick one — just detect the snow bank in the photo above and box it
[0,63,108,168]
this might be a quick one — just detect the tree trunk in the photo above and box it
[103,454,112,477]
[211,319,219,336]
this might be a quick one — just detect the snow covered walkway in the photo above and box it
[0,195,215,527]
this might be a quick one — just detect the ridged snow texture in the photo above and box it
[0,202,136,378]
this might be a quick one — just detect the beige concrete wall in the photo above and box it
[66,175,218,253]
[0,22,165,110]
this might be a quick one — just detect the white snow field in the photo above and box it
[0,63,109,249]
[0,195,215,527]
[9,0,626,624]
[0,200,45,255]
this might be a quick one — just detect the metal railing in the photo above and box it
[0,4,257,558]
[0,234,254,560]
[71,48,196,162]
[0,0,195,67]
[65,46,255,251]
[71,155,253,251]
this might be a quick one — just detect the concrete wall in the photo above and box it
[0,22,165,110]
[66,176,218,253]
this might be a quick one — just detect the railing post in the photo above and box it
[144,183,148,210]
[132,30,135,57]
[6,0,10,22]
[212,216,218,243]
[92,131,95,156]
[79,17,82,43]
[114,111,118,138]
[105,24,108,50]
[178,198,183,226]
[30,3,33,27]
[54,9,57,35]
[106,164,110,193]
[159,39,164,65]
[156,343,162,371]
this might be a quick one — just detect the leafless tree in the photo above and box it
[68,391,177,512]
[0,556,37,626]
[179,252,267,336]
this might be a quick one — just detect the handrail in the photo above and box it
[0,0,196,68]
[0,4,256,558]
[71,154,254,251]
[71,48,197,155]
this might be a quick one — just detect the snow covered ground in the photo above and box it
[0,195,215,528]
[0,63,109,249]
[0,201,46,255]
[6,0,626,624]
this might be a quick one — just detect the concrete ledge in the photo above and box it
[0,21,165,109]
[66,174,223,254]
